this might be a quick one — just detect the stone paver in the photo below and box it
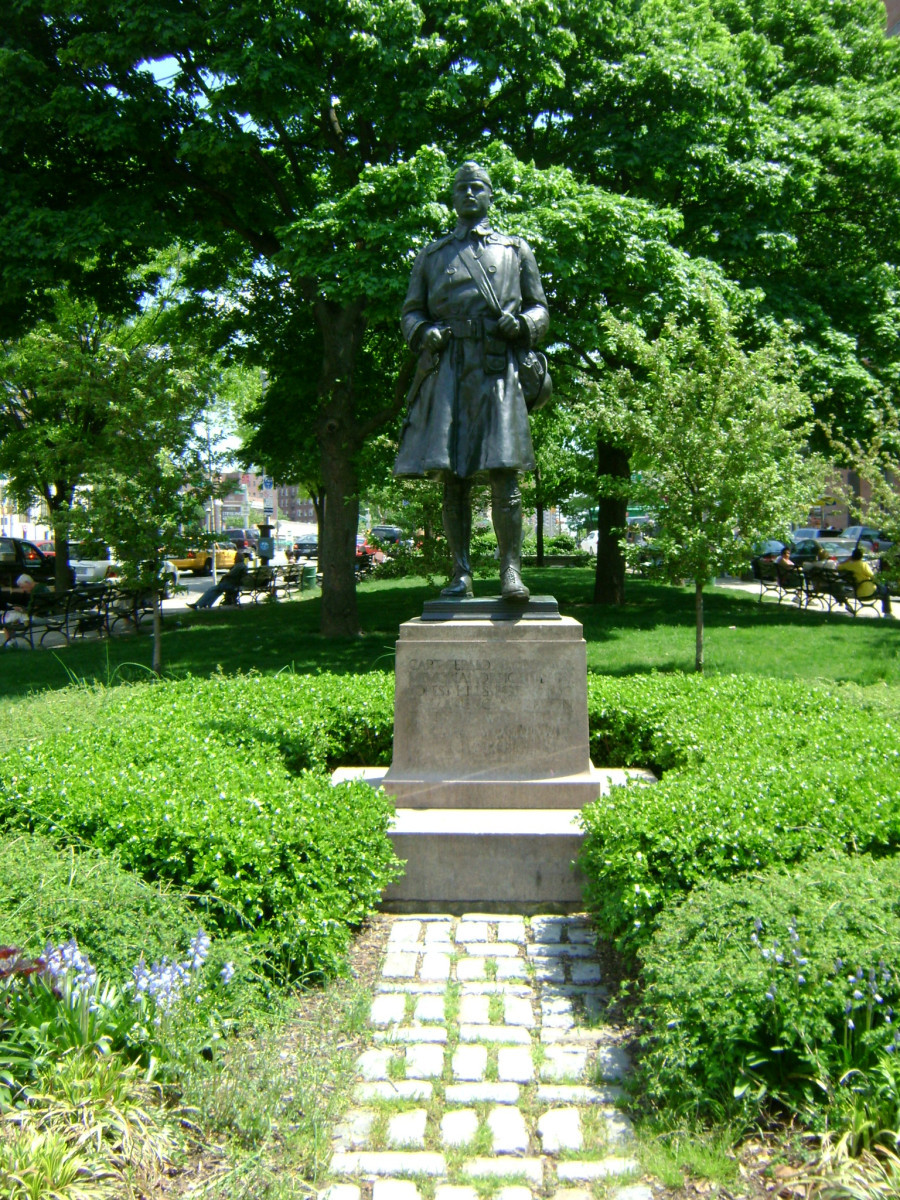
[441,1109,479,1148]
[388,1109,428,1149]
[537,1107,583,1153]
[382,953,419,979]
[325,914,642,1199]
[406,1043,445,1078]
[557,1158,639,1181]
[488,1105,529,1154]
[459,994,490,1024]
[414,994,446,1023]
[497,1046,533,1082]
[446,1083,520,1104]
[373,1184,421,1200]
[452,1044,487,1081]
[370,994,407,1027]
[420,953,452,981]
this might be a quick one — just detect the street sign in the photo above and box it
[263,476,274,490]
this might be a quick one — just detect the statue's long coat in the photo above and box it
[394,220,549,480]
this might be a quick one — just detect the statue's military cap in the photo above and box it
[454,161,493,189]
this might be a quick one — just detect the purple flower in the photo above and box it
[220,961,235,985]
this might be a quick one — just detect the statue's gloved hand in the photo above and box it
[421,325,450,353]
[497,312,522,341]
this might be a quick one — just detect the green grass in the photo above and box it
[1,571,897,706]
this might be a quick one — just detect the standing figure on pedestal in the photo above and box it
[394,162,551,601]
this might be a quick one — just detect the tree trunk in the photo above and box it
[315,298,368,638]
[535,464,545,566]
[152,589,163,676]
[593,439,629,606]
[695,580,704,673]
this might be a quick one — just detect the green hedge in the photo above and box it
[0,830,204,977]
[580,674,900,952]
[635,854,900,1127]
[0,673,400,980]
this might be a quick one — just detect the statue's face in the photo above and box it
[453,177,492,222]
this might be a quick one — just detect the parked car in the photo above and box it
[791,537,870,567]
[69,543,180,593]
[0,537,57,593]
[369,524,404,545]
[749,540,787,576]
[69,542,121,585]
[223,528,258,554]
[36,539,56,559]
[355,536,385,570]
[580,531,598,555]
[169,543,237,576]
[843,526,893,554]
[292,538,318,559]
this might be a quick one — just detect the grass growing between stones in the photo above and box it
[634,1121,742,1190]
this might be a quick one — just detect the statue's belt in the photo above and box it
[440,317,497,339]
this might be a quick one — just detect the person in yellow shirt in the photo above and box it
[838,548,892,615]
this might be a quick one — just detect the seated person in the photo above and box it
[776,545,797,571]
[188,552,248,609]
[1,573,51,646]
[838,547,892,615]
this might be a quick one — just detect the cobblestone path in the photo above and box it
[320,913,651,1200]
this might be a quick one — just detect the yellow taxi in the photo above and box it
[169,543,238,576]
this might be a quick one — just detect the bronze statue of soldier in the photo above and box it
[394,162,551,602]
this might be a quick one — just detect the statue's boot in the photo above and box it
[492,470,530,603]
[441,476,474,598]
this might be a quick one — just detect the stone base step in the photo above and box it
[380,807,587,913]
[332,765,653,810]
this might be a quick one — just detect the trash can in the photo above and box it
[301,564,317,591]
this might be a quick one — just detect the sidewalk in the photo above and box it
[321,913,650,1200]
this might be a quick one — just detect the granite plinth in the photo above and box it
[421,595,561,621]
[333,766,653,811]
[389,615,591,780]
[329,603,656,909]
[382,807,587,910]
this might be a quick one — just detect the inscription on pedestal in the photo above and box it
[391,620,590,777]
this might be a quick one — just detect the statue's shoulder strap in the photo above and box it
[425,233,455,256]
[486,232,522,249]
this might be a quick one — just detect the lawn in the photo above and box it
[1,568,898,705]
[2,567,898,1197]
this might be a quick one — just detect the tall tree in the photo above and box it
[4,0,898,624]
[596,299,824,671]
[0,292,138,591]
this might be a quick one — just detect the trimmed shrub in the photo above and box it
[0,673,401,980]
[0,830,202,978]
[635,854,900,1129]
[580,673,900,951]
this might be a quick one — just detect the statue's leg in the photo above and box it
[491,469,529,602]
[440,474,474,598]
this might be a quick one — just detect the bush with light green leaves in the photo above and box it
[0,672,399,981]
[580,673,900,952]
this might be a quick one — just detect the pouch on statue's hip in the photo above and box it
[483,334,507,375]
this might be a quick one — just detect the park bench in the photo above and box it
[105,585,159,634]
[235,565,277,605]
[66,584,110,640]
[803,566,851,613]
[754,560,782,602]
[776,566,806,606]
[843,575,891,618]
[272,562,302,598]
[2,589,71,648]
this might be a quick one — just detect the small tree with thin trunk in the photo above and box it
[596,299,824,672]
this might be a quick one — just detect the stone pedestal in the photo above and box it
[334,597,652,911]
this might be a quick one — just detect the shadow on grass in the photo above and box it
[0,570,896,701]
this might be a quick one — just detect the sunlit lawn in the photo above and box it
[1,567,897,706]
